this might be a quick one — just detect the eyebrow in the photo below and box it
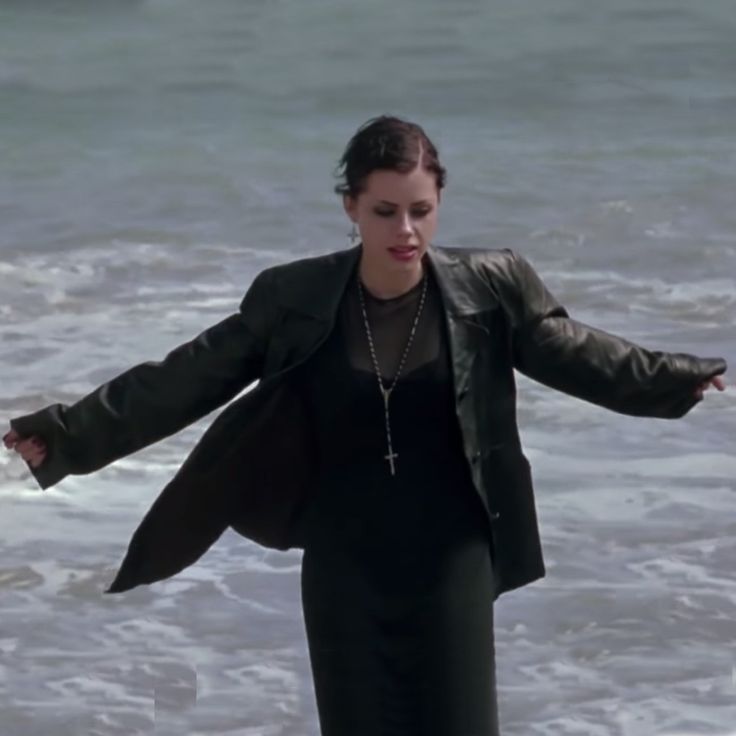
[376,199,433,206]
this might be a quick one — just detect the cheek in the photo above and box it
[363,220,387,237]
[419,215,438,233]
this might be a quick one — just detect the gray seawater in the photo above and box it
[1,1,735,734]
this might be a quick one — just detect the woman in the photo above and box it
[4,115,728,735]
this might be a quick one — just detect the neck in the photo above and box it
[358,252,425,300]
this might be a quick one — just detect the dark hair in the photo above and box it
[332,114,447,200]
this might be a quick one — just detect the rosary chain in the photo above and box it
[357,269,429,475]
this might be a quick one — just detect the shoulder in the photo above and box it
[434,244,515,270]
[240,249,346,304]
[241,247,360,320]
[253,248,355,286]
[259,249,351,282]
[431,245,563,326]
[431,244,530,289]
[443,245,550,286]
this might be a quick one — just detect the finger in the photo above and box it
[28,454,45,469]
[21,443,45,458]
[14,438,40,454]
[21,439,46,456]
[7,433,45,450]
[2,429,20,448]
[17,444,46,462]
[14,438,33,453]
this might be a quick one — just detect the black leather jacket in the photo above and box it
[9,244,727,599]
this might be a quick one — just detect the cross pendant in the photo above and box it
[384,449,398,476]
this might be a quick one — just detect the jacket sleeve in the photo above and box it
[499,249,728,419]
[8,268,278,490]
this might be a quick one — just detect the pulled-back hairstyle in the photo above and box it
[333,115,447,200]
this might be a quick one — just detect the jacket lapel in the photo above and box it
[425,246,499,400]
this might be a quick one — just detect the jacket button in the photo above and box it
[459,387,469,401]
[489,510,501,521]
[471,451,481,463]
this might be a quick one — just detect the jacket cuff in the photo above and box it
[9,406,72,490]
[663,355,728,418]
[698,356,728,380]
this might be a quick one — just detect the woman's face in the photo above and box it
[343,166,441,275]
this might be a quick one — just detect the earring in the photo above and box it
[348,222,360,247]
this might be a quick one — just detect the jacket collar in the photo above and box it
[276,243,494,322]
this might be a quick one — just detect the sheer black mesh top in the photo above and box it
[341,264,442,381]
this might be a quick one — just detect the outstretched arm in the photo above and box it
[498,249,728,418]
[4,268,278,489]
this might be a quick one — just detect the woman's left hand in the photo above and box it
[694,374,726,400]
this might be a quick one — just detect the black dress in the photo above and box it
[293,261,500,736]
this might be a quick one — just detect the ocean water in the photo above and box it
[1,1,735,734]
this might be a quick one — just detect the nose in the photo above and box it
[398,212,413,235]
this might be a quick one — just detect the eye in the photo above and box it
[374,209,432,218]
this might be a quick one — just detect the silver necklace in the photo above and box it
[357,270,429,476]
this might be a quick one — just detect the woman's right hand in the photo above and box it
[3,429,47,468]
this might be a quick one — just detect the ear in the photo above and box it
[342,194,357,222]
